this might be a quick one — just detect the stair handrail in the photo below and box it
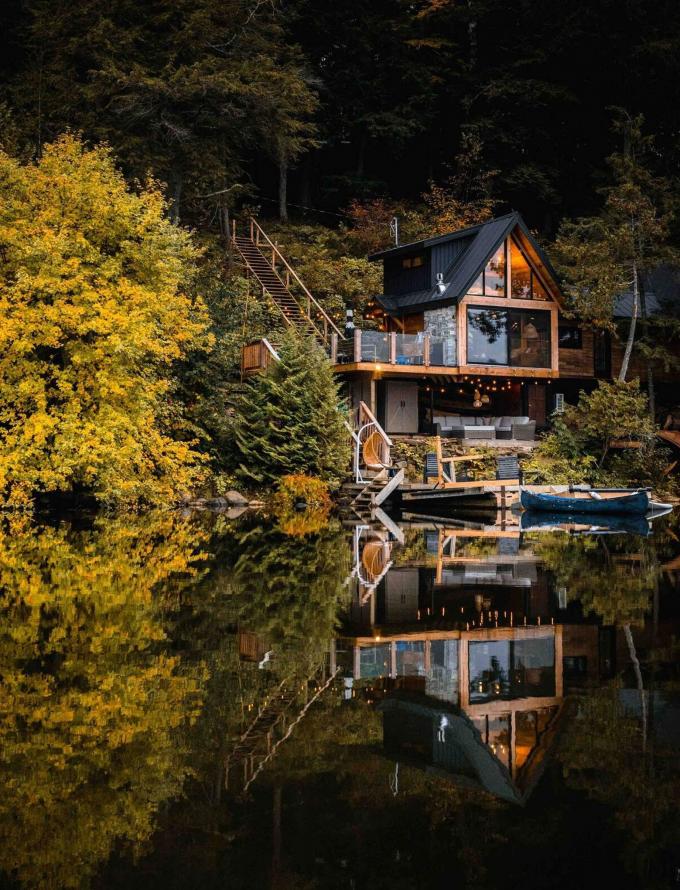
[247,217,345,342]
[353,400,392,483]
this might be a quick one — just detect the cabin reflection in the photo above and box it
[336,524,608,804]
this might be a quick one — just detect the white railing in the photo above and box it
[352,401,392,483]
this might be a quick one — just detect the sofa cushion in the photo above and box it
[515,416,530,425]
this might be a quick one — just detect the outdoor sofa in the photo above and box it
[432,415,536,441]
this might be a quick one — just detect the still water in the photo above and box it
[1,509,679,889]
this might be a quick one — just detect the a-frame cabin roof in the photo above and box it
[370,211,562,313]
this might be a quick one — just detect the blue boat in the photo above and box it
[520,509,650,537]
[520,487,650,515]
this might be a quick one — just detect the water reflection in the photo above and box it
[0,513,207,889]
[339,519,679,800]
[0,510,678,888]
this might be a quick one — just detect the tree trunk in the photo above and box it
[618,260,639,382]
[356,130,367,177]
[467,1,478,69]
[638,272,656,419]
[170,170,183,224]
[623,623,647,753]
[278,152,288,222]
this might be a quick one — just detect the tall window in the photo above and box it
[467,307,551,368]
[510,239,550,300]
[469,246,506,296]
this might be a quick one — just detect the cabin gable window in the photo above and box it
[468,246,506,297]
[510,238,551,300]
[467,236,553,302]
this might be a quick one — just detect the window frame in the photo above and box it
[466,305,553,369]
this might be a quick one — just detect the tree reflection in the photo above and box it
[0,513,207,889]
[532,527,680,884]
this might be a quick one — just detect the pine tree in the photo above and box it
[553,113,678,385]
[232,332,350,488]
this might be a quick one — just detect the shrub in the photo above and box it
[522,379,674,492]
[0,135,211,506]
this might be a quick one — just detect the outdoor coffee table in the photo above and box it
[463,426,495,440]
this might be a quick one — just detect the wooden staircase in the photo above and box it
[224,667,339,793]
[231,217,344,347]
[352,473,389,521]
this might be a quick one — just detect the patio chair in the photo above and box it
[511,419,536,441]
[496,455,522,483]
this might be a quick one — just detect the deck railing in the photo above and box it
[233,217,344,346]
[331,329,457,367]
[241,338,280,376]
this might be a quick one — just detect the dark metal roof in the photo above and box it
[374,211,562,314]
[379,693,522,804]
[368,213,517,262]
[614,265,680,318]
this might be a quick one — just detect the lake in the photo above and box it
[1,508,678,889]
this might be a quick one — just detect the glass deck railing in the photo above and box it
[395,333,425,365]
[331,330,457,367]
[359,330,390,363]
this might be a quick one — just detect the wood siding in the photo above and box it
[558,328,594,378]
[430,237,474,287]
[609,338,677,383]
[384,254,430,295]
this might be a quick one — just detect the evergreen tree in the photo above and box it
[553,114,678,384]
[232,332,350,487]
[10,0,317,222]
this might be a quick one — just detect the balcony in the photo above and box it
[331,329,557,378]
[332,330,457,368]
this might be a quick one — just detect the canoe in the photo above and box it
[520,509,650,537]
[520,487,649,515]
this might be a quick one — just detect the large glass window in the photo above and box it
[467,307,551,368]
[468,636,555,703]
[509,311,551,368]
[467,308,508,365]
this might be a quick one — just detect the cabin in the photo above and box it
[333,212,569,437]
[234,213,680,439]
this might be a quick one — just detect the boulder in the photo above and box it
[224,489,249,506]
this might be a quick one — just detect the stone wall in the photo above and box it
[424,305,457,365]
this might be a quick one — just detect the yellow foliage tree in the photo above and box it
[0,512,208,889]
[0,134,212,507]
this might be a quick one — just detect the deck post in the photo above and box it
[369,378,377,417]
[434,436,444,483]
[424,333,431,366]
[354,328,362,363]
[330,332,338,363]
[389,332,397,364]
